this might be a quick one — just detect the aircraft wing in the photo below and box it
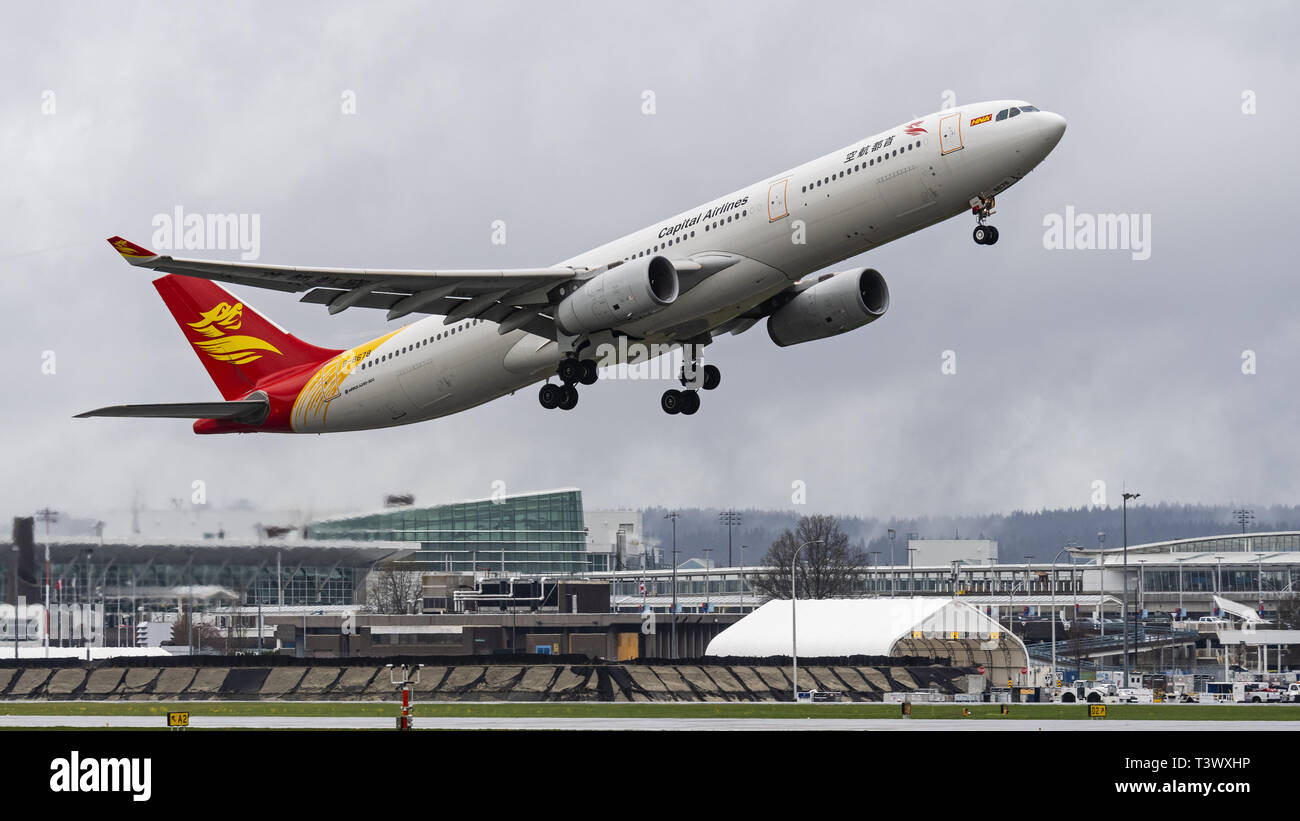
[107,236,576,334]
[75,398,269,423]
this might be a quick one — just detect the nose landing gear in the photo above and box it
[971,195,999,245]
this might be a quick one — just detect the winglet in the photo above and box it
[106,236,158,263]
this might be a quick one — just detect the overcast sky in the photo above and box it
[3,2,1298,525]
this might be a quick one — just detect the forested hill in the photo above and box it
[639,504,1300,567]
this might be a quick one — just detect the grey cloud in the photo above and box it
[2,2,1298,522]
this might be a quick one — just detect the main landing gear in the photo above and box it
[971,195,999,245]
[539,355,598,411]
[661,363,720,416]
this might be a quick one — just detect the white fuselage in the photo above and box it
[296,100,1066,432]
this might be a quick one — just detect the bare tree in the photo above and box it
[168,615,224,650]
[749,514,866,600]
[366,565,424,614]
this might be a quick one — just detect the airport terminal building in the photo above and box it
[594,531,1300,620]
[306,489,642,574]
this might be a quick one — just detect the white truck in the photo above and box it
[1205,681,1283,703]
[1242,683,1284,703]
[1061,681,1154,704]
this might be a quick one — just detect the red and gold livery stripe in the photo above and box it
[290,328,403,431]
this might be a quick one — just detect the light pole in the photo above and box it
[791,538,824,702]
[1257,553,1265,615]
[887,529,896,597]
[10,542,18,660]
[1050,545,1075,688]
[36,508,57,659]
[719,510,741,567]
[1122,490,1140,689]
[85,548,95,662]
[739,544,747,611]
[665,512,679,659]
[1097,531,1106,636]
[1176,556,1185,619]
[1006,578,1028,636]
[1234,508,1254,535]
[701,548,712,612]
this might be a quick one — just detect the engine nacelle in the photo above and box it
[766,267,889,347]
[555,255,679,335]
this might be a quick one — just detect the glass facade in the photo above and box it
[52,562,350,607]
[1142,567,1293,594]
[307,490,589,575]
[0,542,378,626]
[1161,534,1300,553]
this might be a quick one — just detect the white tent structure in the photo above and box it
[705,597,1028,683]
[1212,595,1263,624]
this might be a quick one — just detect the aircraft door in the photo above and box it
[939,111,964,155]
[767,178,789,221]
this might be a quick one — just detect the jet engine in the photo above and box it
[766,267,889,347]
[555,255,679,335]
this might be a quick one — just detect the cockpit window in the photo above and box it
[995,109,1009,121]
[1019,104,1039,112]
[1009,107,1021,118]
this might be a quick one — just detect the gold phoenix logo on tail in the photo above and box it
[187,302,282,365]
[111,237,153,258]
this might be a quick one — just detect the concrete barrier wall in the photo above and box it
[0,662,975,702]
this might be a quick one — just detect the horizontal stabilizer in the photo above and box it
[75,395,269,424]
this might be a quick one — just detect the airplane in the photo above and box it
[78,99,1066,434]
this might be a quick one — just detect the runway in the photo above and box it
[1,715,1297,731]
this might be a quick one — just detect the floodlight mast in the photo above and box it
[1122,491,1140,689]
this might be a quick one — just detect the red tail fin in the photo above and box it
[153,275,341,400]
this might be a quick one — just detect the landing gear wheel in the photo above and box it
[557,358,583,384]
[579,359,598,385]
[679,389,701,415]
[973,225,991,245]
[538,383,560,409]
[557,384,579,410]
[701,364,721,391]
[661,389,682,415]
[985,226,999,245]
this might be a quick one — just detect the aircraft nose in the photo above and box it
[1040,111,1067,152]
